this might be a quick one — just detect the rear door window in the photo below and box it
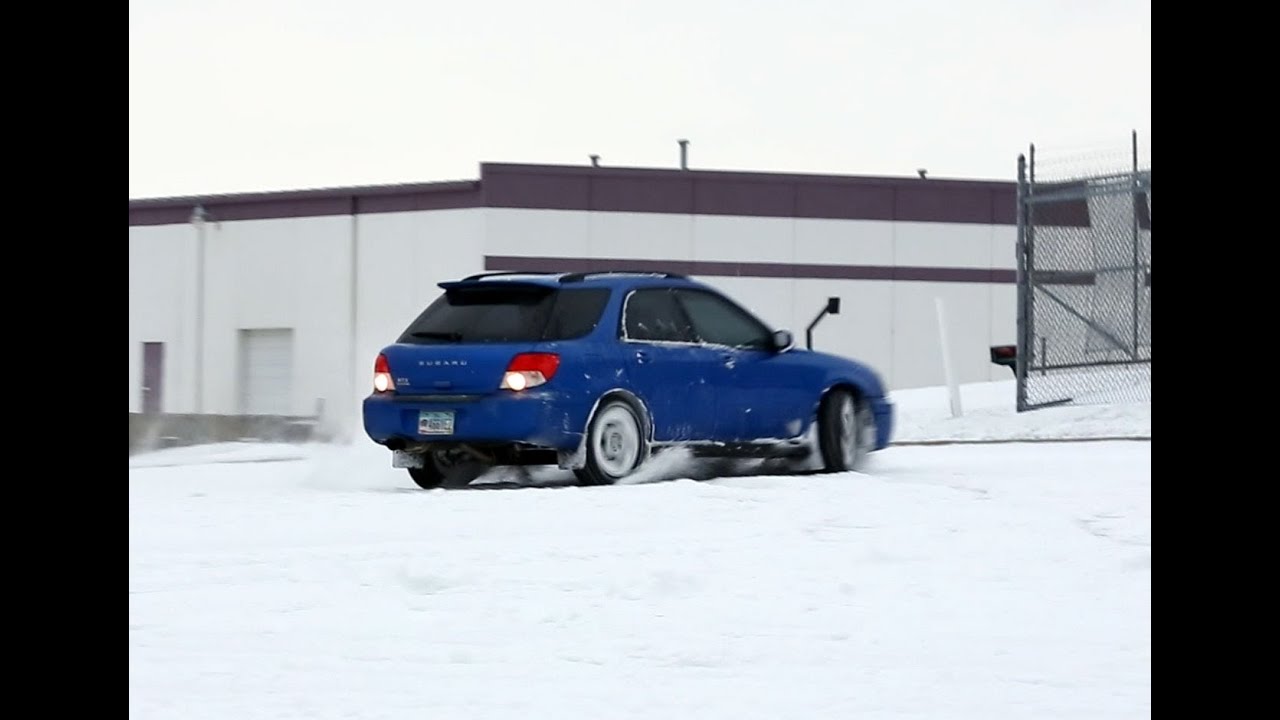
[622,288,697,343]
[541,288,611,340]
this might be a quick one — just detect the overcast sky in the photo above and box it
[129,0,1150,198]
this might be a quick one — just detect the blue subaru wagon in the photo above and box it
[362,270,893,488]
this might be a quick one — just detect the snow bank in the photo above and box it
[889,379,1150,443]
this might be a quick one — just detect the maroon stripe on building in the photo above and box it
[480,164,1030,226]
[129,164,1140,229]
[485,255,1016,284]
[131,164,1043,227]
[129,181,481,227]
[485,256,1153,287]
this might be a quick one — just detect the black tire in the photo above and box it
[407,465,447,490]
[406,451,489,490]
[817,388,871,472]
[574,398,648,486]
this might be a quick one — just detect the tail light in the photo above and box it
[500,353,560,391]
[373,353,395,393]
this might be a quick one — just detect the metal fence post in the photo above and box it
[1131,130,1140,361]
[1014,151,1032,412]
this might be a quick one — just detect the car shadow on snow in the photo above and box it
[392,453,834,492]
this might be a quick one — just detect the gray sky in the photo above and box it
[129,0,1150,199]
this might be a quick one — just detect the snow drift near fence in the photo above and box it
[888,379,1150,443]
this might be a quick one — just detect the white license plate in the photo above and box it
[418,410,455,435]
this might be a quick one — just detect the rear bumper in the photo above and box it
[362,390,588,451]
[869,396,894,450]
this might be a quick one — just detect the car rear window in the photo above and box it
[398,286,611,344]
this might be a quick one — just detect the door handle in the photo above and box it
[722,353,736,369]
[635,350,650,364]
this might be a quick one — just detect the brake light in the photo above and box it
[373,353,395,393]
[500,353,560,391]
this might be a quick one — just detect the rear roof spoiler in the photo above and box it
[457,269,688,284]
[438,278,556,291]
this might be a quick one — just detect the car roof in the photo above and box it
[444,270,708,291]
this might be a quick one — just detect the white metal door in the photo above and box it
[239,329,294,415]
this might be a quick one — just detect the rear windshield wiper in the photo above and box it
[409,331,464,341]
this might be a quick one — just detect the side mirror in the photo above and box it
[772,329,794,352]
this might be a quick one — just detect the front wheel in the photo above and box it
[817,389,871,472]
[574,399,647,486]
[406,450,489,489]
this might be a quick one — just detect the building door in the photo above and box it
[141,342,164,414]
[239,329,294,416]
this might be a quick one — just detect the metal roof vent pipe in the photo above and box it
[590,154,600,167]
[678,139,689,170]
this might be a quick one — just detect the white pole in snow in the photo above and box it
[935,297,962,418]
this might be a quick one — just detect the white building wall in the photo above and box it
[486,208,587,258]
[200,215,353,423]
[129,224,197,413]
[588,211,693,262]
[889,281,992,389]
[894,221,994,269]
[989,224,1019,381]
[794,218,895,267]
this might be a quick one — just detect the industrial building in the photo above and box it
[129,161,1030,440]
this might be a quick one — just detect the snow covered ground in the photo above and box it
[888,379,1150,443]
[128,379,1150,469]
[129,382,1150,719]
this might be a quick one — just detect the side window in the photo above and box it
[623,289,696,343]
[676,289,773,349]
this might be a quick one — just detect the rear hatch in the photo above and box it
[382,280,611,396]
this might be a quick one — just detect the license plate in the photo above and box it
[418,410,455,435]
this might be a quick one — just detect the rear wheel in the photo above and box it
[406,450,489,489]
[818,389,871,472]
[574,399,647,486]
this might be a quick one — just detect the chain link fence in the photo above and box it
[1014,133,1151,411]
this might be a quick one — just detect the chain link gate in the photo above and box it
[1012,134,1151,411]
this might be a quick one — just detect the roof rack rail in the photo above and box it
[460,270,562,281]
[559,270,688,283]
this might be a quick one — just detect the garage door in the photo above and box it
[239,328,294,416]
